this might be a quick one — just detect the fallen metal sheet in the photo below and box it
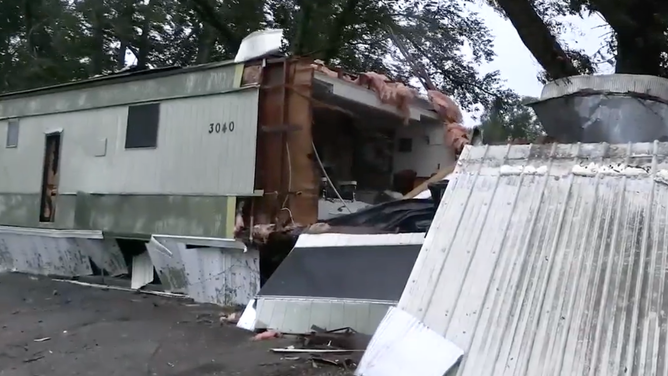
[249,233,424,335]
[237,298,257,331]
[0,226,104,238]
[254,297,394,336]
[145,236,188,293]
[145,235,260,306]
[356,306,463,376]
[363,141,668,376]
[0,227,124,276]
[131,251,154,290]
[0,235,90,275]
[73,238,127,276]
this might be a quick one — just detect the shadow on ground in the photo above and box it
[0,273,350,376]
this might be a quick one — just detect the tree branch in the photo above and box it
[182,0,242,53]
[322,0,361,63]
[587,0,668,75]
[494,0,580,79]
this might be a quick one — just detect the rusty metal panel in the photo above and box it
[370,142,668,376]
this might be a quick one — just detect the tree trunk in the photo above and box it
[137,1,152,69]
[322,0,360,63]
[195,23,214,63]
[90,0,106,75]
[587,0,666,75]
[493,0,581,79]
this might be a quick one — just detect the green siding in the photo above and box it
[0,193,233,238]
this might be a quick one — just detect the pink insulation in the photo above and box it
[427,90,469,154]
[311,61,470,153]
[311,61,417,124]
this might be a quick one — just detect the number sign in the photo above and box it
[208,122,235,134]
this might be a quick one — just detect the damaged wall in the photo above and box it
[252,59,318,225]
[393,123,456,178]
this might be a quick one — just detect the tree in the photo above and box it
[480,95,544,143]
[185,0,516,110]
[489,0,668,80]
[0,0,519,114]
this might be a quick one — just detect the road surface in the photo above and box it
[0,273,351,376]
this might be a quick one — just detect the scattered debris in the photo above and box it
[23,355,45,363]
[52,279,189,299]
[219,311,241,325]
[252,330,282,341]
[302,326,371,350]
[270,347,362,354]
[310,356,357,370]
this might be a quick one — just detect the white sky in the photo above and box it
[462,4,612,125]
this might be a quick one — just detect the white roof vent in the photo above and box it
[234,29,284,63]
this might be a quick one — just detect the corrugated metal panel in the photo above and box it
[394,142,668,376]
[0,88,259,195]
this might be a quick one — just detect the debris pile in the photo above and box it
[254,325,369,373]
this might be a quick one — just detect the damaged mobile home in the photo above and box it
[0,30,472,305]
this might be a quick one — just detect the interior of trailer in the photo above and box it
[310,72,448,219]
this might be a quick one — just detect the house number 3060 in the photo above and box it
[208,122,235,134]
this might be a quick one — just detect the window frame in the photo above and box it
[125,103,161,149]
[5,118,19,148]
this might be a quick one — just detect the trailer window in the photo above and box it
[6,119,19,148]
[125,103,160,149]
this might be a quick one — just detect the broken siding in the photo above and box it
[146,235,259,306]
[398,142,668,376]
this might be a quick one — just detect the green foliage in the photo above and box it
[0,0,517,112]
[480,95,544,143]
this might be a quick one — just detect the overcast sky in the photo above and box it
[462,5,612,126]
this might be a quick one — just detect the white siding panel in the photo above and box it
[0,88,259,195]
[382,141,668,376]
[392,123,456,177]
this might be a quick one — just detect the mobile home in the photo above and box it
[0,57,455,303]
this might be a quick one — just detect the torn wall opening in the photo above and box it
[310,72,447,220]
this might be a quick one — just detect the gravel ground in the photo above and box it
[0,273,355,376]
